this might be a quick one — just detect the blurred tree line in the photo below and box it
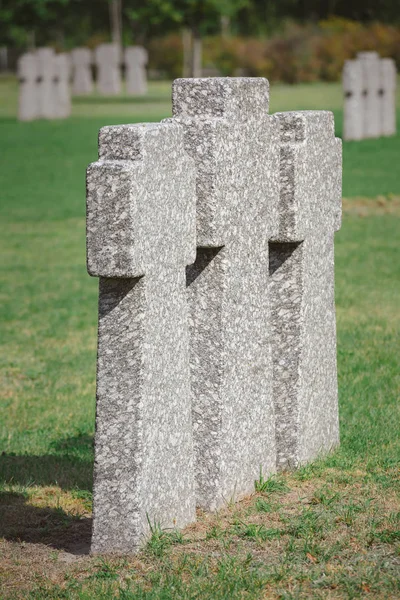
[1,0,399,48]
[0,0,399,80]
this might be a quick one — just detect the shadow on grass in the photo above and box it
[0,434,94,491]
[0,491,92,554]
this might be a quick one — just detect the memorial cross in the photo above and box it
[54,53,71,119]
[125,46,148,95]
[71,48,93,96]
[358,52,381,139]
[380,58,397,137]
[17,52,39,122]
[95,43,121,96]
[270,111,342,470]
[87,122,197,553]
[343,59,363,141]
[172,78,280,511]
[36,47,56,119]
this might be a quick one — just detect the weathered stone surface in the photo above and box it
[53,53,71,119]
[270,111,342,470]
[125,46,148,95]
[71,47,93,95]
[343,59,363,141]
[357,52,381,139]
[87,121,197,553]
[173,78,280,510]
[94,43,121,95]
[17,52,39,121]
[380,58,397,137]
[36,47,56,119]
[86,78,343,553]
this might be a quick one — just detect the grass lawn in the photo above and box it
[0,76,400,599]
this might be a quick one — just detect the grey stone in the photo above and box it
[125,46,148,95]
[342,59,363,141]
[95,43,121,95]
[172,78,280,511]
[36,47,57,119]
[17,52,39,121]
[54,53,71,119]
[71,47,93,95]
[357,52,381,139]
[87,121,197,553]
[270,111,342,470]
[380,58,397,137]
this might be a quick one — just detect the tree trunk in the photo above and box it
[109,0,122,49]
[27,30,36,51]
[182,28,192,78]
[191,29,202,78]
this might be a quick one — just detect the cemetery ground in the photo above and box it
[0,76,399,599]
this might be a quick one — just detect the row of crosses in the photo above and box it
[86,77,342,554]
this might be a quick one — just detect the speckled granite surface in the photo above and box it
[87,122,197,553]
[173,78,280,510]
[86,80,343,553]
[270,110,342,470]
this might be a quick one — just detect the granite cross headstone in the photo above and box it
[342,59,363,141]
[87,122,197,553]
[54,53,71,119]
[71,47,93,95]
[17,52,39,122]
[125,46,148,95]
[380,58,397,137]
[36,47,56,119]
[358,51,381,139]
[95,43,121,96]
[269,111,342,470]
[173,78,280,511]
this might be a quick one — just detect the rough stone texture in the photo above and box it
[71,47,93,95]
[94,43,121,96]
[87,122,197,553]
[173,78,280,511]
[53,53,71,119]
[270,111,342,470]
[342,60,363,141]
[357,52,381,139]
[36,47,56,119]
[17,52,39,122]
[125,46,148,95]
[380,58,397,137]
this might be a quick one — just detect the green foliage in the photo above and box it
[145,519,184,557]
[254,472,289,494]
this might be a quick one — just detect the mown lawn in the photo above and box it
[0,77,399,599]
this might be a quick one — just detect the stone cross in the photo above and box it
[95,43,121,96]
[36,47,56,119]
[125,46,148,95]
[380,58,397,137]
[343,52,397,140]
[342,59,363,141]
[172,78,280,511]
[17,52,39,122]
[86,122,197,553]
[270,111,342,470]
[71,47,93,95]
[358,52,381,139]
[53,53,71,119]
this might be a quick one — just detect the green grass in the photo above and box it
[0,77,400,598]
